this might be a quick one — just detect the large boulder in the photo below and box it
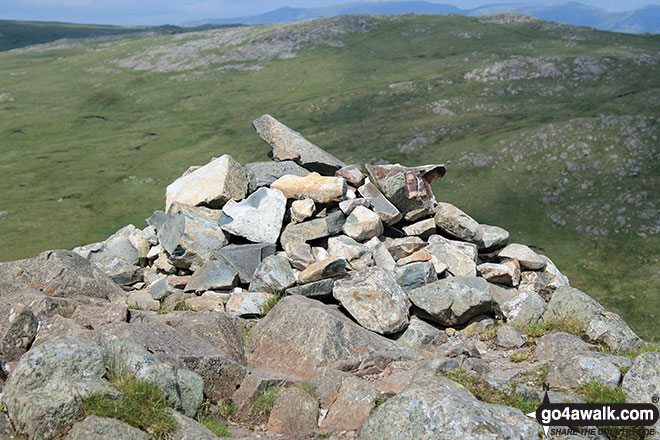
[217,187,287,244]
[271,172,347,204]
[533,332,598,363]
[542,287,642,354]
[165,154,248,211]
[267,387,319,439]
[246,295,417,379]
[3,336,112,440]
[0,250,125,302]
[253,114,346,174]
[366,163,445,220]
[157,204,228,270]
[358,375,542,440]
[333,268,409,335]
[74,224,151,266]
[408,277,492,326]
[547,351,632,390]
[244,160,309,193]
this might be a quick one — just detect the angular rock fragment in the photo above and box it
[434,202,483,243]
[217,187,287,244]
[279,210,344,247]
[477,261,521,286]
[394,261,436,292]
[253,114,346,174]
[271,172,347,204]
[75,224,150,266]
[245,296,417,379]
[216,243,277,284]
[476,224,510,251]
[335,164,366,187]
[244,160,309,193]
[249,255,296,292]
[387,236,426,260]
[226,292,275,316]
[424,235,477,277]
[298,256,348,284]
[339,198,371,216]
[67,415,153,440]
[127,290,160,311]
[157,204,228,270]
[496,289,546,326]
[267,387,319,438]
[290,198,315,222]
[342,205,383,241]
[408,277,492,326]
[402,217,436,240]
[396,316,448,352]
[357,181,402,225]
[365,237,396,272]
[396,249,432,266]
[333,268,409,335]
[366,163,445,220]
[495,325,527,348]
[320,376,377,431]
[547,351,631,390]
[0,304,38,362]
[286,278,334,299]
[184,295,224,312]
[165,154,248,211]
[327,235,373,270]
[185,260,239,293]
[284,242,316,270]
[498,243,546,271]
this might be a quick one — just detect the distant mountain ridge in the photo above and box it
[182,1,660,34]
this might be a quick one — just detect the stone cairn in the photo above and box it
[0,115,654,440]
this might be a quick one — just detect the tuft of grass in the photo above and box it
[509,350,531,363]
[374,395,389,407]
[478,324,501,341]
[260,290,284,317]
[251,386,280,421]
[443,369,540,414]
[198,417,231,437]
[157,298,169,315]
[517,364,551,388]
[518,317,585,339]
[173,300,190,311]
[576,381,626,404]
[82,375,176,439]
[299,383,317,399]
[218,399,237,420]
[600,342,660,360]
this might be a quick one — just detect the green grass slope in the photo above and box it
[0,14,657,339]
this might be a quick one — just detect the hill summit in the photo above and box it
[0,115,657,439]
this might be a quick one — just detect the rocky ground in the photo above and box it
[0,116,658,440]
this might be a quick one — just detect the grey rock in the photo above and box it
[298,256,348,284]
[249,255,296,292]
[408,277,493,326]
[93,256,142,286]
[231,369,288,421]
[217,243,277,284]
[476,224,510,251]
[495,325,527,348]
[343,205,383,241]
[290,198,315,222]
[284,242,316,270]
[333,268,409,335]
[3,336,111,440]
[498,243,546,271]
[128,290,160,311]
[148,277,179,300]
[622,352,660,438]
[165,154,248,211]
[320,375,377,431]
[253,114,346,175]
[497,289,546,326]
[365,237,396,272]
[218,187,287,244]
[226,292,275,317]
[244,160,309,193]
[424,235,477,277]
[533,332,598,363]
[267,387,319,438]
[0,250,125,302]
[547,351,631,390]
[477,262,520,287]
[279,210,345,248]
[66,415,152,440]
[366,163,445,219]
[543,287,642,354]
[358,375,541,440]
[519,271,555,300]
[84,224,150,266]
[145,210,167,231]
[286,278,334,299]
[434,202,483,243]
[335,164,366,187]
[169,409,217,440]
[388,236,426,260]
[393,261,437,292]
[339,198,371,216]
[396,316,448,352]
[402,218,436,240]
[539,255,570,291]
[327,235,374,270]
[357,181,402,225]
[437,339,481,358]
[0,304,38,362]
[96,322,245,403]
[157,204,228,270]
[185,260,239,292]
[246,295,418,379]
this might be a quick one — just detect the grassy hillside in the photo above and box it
[0,14,658,339]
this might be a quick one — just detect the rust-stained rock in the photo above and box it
[366,163,446,220]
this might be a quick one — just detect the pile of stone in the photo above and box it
[0,115,655,440]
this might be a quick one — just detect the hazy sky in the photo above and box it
[2,0,659,26]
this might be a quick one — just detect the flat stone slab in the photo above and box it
[217,243,277,284]
[218,187,287,244]
[244,160,309,193]
[271,172,347,204]
[185,260,239,292]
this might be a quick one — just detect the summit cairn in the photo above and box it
[0,115,653,440]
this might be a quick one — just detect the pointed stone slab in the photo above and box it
[253,114,346,175]
[217,243,277,284]
[357,181,402,225]
[217,187,287,244]
[366,163,445,220]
